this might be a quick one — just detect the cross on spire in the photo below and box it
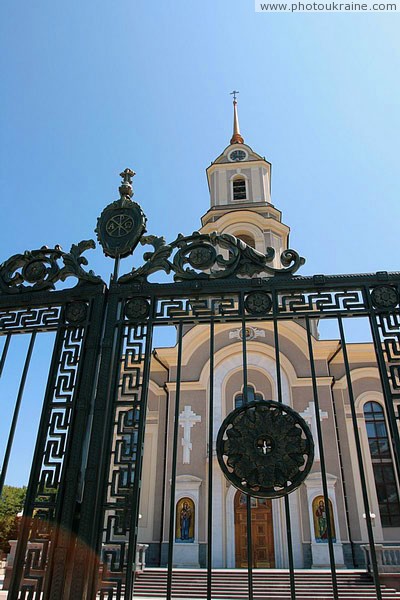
[230,90,239,102]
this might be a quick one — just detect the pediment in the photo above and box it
[211,143,270,166]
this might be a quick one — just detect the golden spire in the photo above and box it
[230,90,244,145]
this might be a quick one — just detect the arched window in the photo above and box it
[364,401,400,527]
[237,234,255,248]
[235,385,264,409]
[232,178,247,201]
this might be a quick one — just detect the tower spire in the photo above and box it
[230,91,244,145]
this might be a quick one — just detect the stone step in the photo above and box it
[133,569,400,599]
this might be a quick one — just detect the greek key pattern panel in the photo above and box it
[375,312,400,392]
[154,294,240,321]
[278,290,366,315]
[0,306,61,333]
[97,323,148,598]
[18,327,85,597]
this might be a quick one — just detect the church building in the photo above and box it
[136,99,400,572]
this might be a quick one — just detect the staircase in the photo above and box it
[133,569,400,599]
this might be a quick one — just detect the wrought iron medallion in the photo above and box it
[96,168,147,258]
[125,297,150,320]
[244,291,272,315]
[371,285,399,309]
[216,400,314,498]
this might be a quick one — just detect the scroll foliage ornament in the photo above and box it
[0,240,102,294]
[119,231,305,283]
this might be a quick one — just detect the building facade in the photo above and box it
[136,101,400,570]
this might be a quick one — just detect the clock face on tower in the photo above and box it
[229,149,247,162]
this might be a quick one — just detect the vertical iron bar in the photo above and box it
[166,321,184,600]
[0,332,36,497]
[330,373,357,567]
[337,316,382,600]
[0,333,12,495]
[272,301,296,600]
[152,350,170,565]
[207,319,215,600]
[241,304,253,600]
[73,292,123,600]
[126,316,155,599]
[113,255,121,282]
[0,333,11,379]
[305,317,339,600]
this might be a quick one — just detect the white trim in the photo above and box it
[173,475,202,567]
[211,463,225,567]
[211,351,291,443]
[230,173,249,203]
[211,352,293,567]
[226,485,236,568]
[222,222,265,253]
[333,366,380,389]
[137,424,158,541]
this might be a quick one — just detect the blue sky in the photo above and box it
[1,1,400,281]
[1,1,400,485]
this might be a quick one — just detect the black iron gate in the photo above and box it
[1,169,400,600]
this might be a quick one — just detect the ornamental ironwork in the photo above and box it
[371,285,399,309]
[4,165,400,600]
[244,291,272,315]
[96,168,147,259]
[125,297,150,320]
[65,301,88,324]
[0,240,102,294]
[119,233,305,283]
[216,400,314,498]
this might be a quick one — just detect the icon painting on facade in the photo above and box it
[175,497,195,543]
[313,496,336,543]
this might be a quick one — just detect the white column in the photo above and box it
[300,401,328,461]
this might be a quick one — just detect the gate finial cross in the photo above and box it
[119,168,135,185]
[119,168,135,198]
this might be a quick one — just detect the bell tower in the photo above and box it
[201,94,290,262]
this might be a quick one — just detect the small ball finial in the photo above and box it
[119,168,135,198]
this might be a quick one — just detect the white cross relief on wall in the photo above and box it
[179,405,201,464]
[299,401,328,461]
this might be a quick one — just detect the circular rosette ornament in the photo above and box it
[216,400,314,498]
[371,285,399,310]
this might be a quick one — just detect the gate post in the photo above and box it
[5,286,106,600]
